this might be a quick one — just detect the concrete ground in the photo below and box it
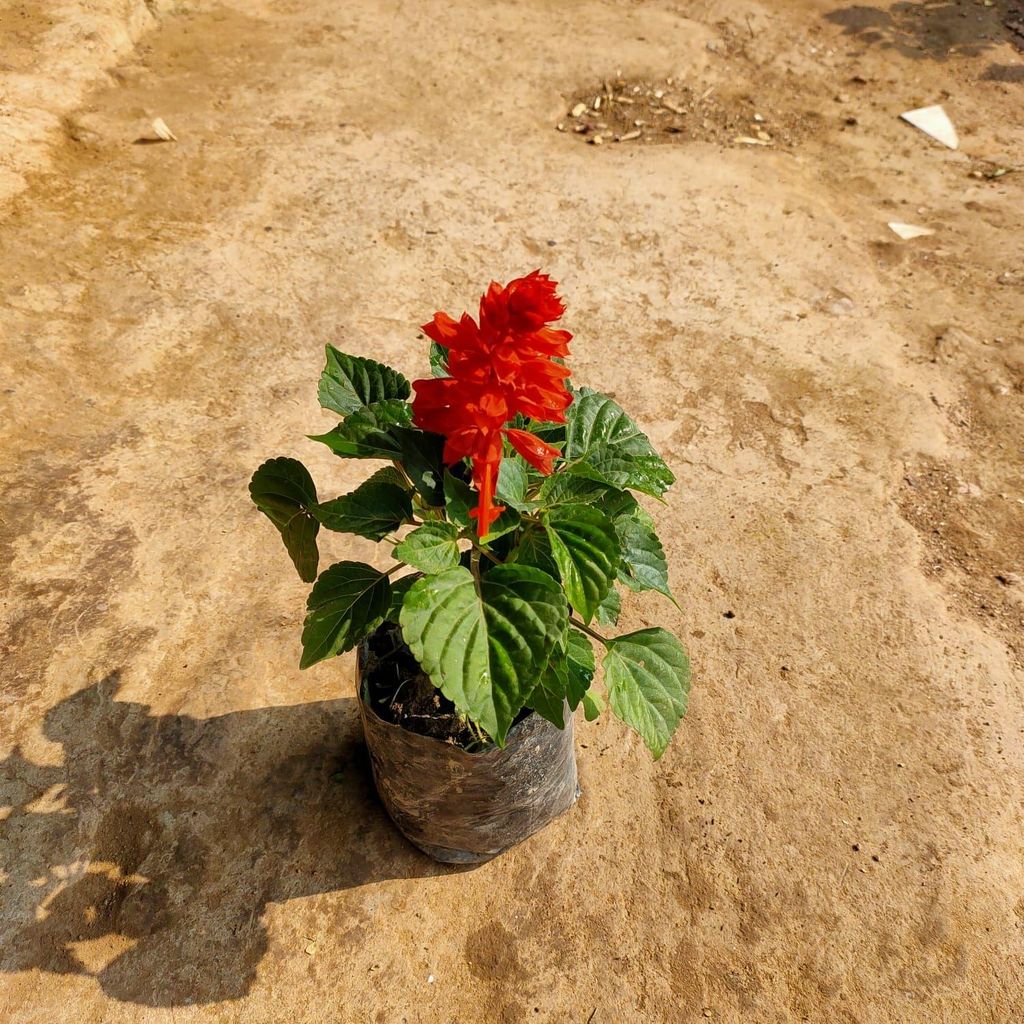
[1,1,1023,1021]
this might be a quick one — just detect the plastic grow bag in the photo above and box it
[356,640,579,864]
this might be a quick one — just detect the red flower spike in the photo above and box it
[412,272,572,535]
[468,459,505,537]
[479,271,565,335]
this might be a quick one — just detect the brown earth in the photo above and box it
[2,0,1023,1021]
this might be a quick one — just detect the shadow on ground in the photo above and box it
[0,674,452,1006]
[825,1,1023,66]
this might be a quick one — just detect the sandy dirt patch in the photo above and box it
[1,1,1023,1021]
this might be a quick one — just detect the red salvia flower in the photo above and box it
[412,272,571,535]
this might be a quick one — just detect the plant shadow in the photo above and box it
[0,673,454,1007]
[824,1,1022,64]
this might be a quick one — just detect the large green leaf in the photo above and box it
[318,346,410,415]
[615,517,673,599]
[528,664,568,729]
[582,686,605,722]
[393,521,461,574]
[443,470,474,530]
[393,428,446,507]
[495,457,529,510]
[300,561,392,669]
[308,400,411,459]
[595,586,621,627]
[538,473,612,507]
[565,627,596,708]
[564,388,675,497]
[603,628,690,758]
[314,467,413,540]
[400,564,568,743]
[529,627,595,726]
[542,503,620,624]
[603,489,649,525]
[248,457,320,582]
[512,525,559,576]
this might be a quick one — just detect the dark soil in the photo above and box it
[361,622,482,749]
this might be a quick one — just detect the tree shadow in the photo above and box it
[824,1,1020,63]
[0,673,455,1006]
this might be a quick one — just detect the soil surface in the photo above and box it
[2,1,1023,1022]
[361,623,486,749]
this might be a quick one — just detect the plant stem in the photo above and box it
[570,616,610,646]
[468,538,502,565]
[384,563,407,578]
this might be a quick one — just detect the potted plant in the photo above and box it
[249,272,691,863]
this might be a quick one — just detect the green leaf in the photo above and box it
[400,564,568,744]
[542,504,620,624]
[564,388,675,497]
[565,627,596,708]
[314,468,413,540]
[429,341,449,378]
[595,586,621,627]
[528,665,567,728]
[512,525,558,576]
[483,510,522,543]
[318,346,410,415]
[394,521,461,574]
[249,457,320,582]
[538,473,611,507]
[443,470,474,530]
[495,457,528,509]
[603,489,648,525]
[582,686,605,722]
[300,562,392,669]
[615,517,673,599]
[529,627,593,725]
[603,628,690,758]
[363,398,413,428]
[309,400,411,459]
[394,428,446,507]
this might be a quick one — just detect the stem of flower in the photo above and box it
[468,538,502,565]
[569,616,610,646]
